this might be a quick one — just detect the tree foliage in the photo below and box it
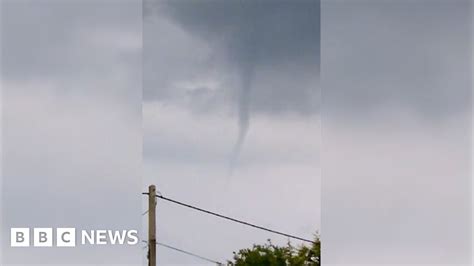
[227,235,320,266]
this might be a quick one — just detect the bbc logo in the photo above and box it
[11,228,76,247]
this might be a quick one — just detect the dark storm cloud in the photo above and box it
[154,0,320,67]
[145,0,320,167]
[144,0,320,115]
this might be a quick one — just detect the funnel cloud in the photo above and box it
[145,0,320,170]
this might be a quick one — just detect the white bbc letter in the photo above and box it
[34,228,52,247]
[127,230,139,245]
[11,228,29,247]
[57,228,76,247]
[81,230,95,245]
[96,230,107,245]
[108,230,127,245]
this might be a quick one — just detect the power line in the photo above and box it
[143,192,315,244]
[157,242,224,265]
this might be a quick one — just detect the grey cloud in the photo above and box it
[145,0,320,167]
[153,0,320,67]
[144,0,320,115]
[323,0,471,120]
[322,0,471,264]
[143,2,320,262]
[1,1,142,264]
[1,0,141,106]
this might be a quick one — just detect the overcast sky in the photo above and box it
[322,0,471,265]
[1,0,472,265]
[144,0,320,264]
[1,0,142,265]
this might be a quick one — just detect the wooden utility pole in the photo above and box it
[148,185,157,266]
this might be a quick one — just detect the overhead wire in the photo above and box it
[143,192,315,244]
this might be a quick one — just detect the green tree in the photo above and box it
[228,235,320,266]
